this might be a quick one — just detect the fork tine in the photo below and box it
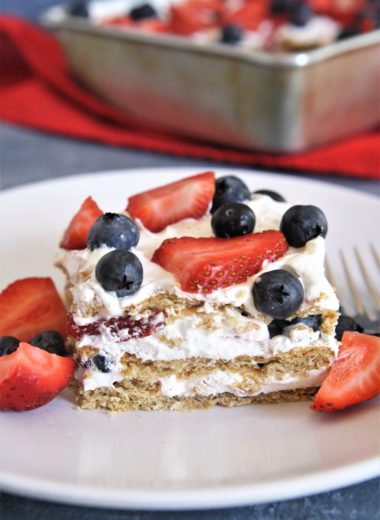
[354,246,380,311]
[340,249,367,316]
[371,244,380,271]
[325,258,337,291]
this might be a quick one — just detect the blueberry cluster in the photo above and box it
[251,203,328,318]
[0,331,66,357]
[89,213,144,297]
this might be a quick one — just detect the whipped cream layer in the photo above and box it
[78,321,336,391]
[159,368,327,398]
[57,194,339,324]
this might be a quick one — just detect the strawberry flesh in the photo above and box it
[0,342,75,411]
[60,196,103,250]
[0,277,67,341]
[312,331,380,412]
[152,230,288,293]
[126,171,215,232]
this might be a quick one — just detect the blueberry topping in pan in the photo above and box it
[289,2,314,27]
[220,24,243,45]
[270,0,297,15]
[130,3,158,21]
[69,0,89,18]
[211,202,255,238]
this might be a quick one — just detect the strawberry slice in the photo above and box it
[152,230,288,293]
[168,2,220,35]
[126,171,215,232]
[0,342,75,411]
[0,277,67,341]
[60,196,103,250]
[312,331,380,412]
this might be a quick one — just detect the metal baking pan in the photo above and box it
[42,6,380,153]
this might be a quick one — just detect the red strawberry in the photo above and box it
[126,171,215,233]
[312,331,380,412]
[0,277,67,341]
[60,196,103,250]
[152,230,288,293]
[168,2,219,35]
[0,342,75,411]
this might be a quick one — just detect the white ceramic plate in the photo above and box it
[0,167,379,510]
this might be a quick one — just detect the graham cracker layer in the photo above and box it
[118,346,334,380]
[73,382,319,412]
[73,345,334,411]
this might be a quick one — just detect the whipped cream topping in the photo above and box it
[56,194,339,324]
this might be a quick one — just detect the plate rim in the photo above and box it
[0,166,379,510]
[1,452,379,510]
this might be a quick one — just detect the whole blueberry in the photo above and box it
[93,354,112,373]
[289,2,314,27]
[0,336,19,357]
[268,314,321,337]
[211,176,251,213]
[87,213,140,251]
[96,250,143,297]
[280,205,328,248]
[69,0,89,17]
[29,331,66,357]
[252,269,304,319]
[253,189,286,202]
[335,315,363,341]
[220,24,243,45]
[211,202,255,238]
[130,3,158,21]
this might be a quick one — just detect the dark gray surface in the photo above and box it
[0,124,379,194]
[0,124,379,520]
[1,478,380,520]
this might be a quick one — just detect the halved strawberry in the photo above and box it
[0,342,75,411]
[152,230,288,293]
[60,196,103,250]
[126,171,215,233]
[0,277,67,341]
[312,331,380,412]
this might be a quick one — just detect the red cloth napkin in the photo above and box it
[1,15,379,180]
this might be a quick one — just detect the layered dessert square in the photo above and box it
[56,171,339,411]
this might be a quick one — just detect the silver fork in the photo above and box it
[326,244,380,335]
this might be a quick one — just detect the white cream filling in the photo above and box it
[56,194,339,324]
[158,368,327,398]
[77,322,337,391]
[276,16,340,48]
[78,319,337,363]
